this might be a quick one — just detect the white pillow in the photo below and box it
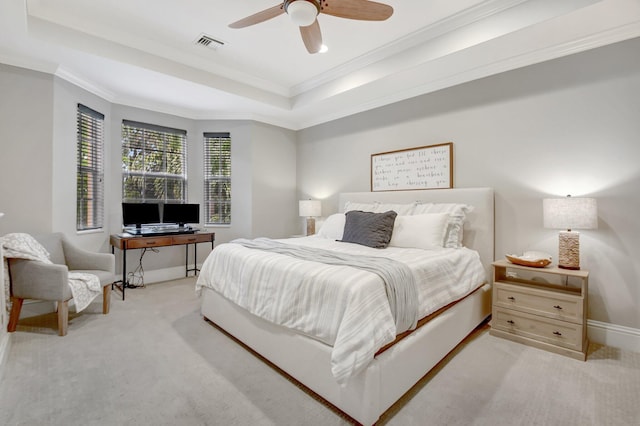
[344,201,378,212]
[373,202,416,215]
[316,213,346,240]
[389,213,450,250]
[412,203,473,248]
[344,201,416,215]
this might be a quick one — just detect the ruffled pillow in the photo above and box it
[389,213,449,249]
[412,203,473,248]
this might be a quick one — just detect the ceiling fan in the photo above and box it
[229,0,394,54]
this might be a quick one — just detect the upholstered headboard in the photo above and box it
[338,188,495,277]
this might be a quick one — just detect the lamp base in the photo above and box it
[306,217,316,236]
[558,231,580,270]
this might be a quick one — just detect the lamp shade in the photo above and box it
[299,199,321,217]
[287,0,318,26]
[543,196,598,230]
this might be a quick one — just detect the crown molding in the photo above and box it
[293,20,640,130]
[55,66,116,101]
[291,0,531,96]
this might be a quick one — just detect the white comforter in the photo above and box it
[196,236,486,384]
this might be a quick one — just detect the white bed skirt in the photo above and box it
[201,283,492,425]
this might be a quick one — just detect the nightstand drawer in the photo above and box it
[494,281,583,323]
[492,307,584,352]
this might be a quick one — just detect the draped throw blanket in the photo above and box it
[197,236,486,383]
[0,233,101,313]
[232,237,419,333]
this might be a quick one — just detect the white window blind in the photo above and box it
[76,104,105,231]
[122,120,187,203]
[203,132,231,225]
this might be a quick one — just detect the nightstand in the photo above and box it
[490,260,588,360]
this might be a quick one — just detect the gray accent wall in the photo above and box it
[0,64,53,235]
[297,37,640,330]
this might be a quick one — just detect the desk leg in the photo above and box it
[110,245,127,300]
[111,246,115,291]
[185,243,203,277]
[185,244,189,277]
[122,246,127,300]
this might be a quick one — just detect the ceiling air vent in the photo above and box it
[194,34,225,50]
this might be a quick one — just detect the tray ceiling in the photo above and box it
[1,0,639,129]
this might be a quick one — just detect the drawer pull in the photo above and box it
[506,320,515,325]
[507,296,516,301]
[146,241,156,245]
[553,331,562,336]
[553,305,563,310]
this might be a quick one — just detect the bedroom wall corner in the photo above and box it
[194,119,253,245]
[51,76,113,253]
[250,121,298,239]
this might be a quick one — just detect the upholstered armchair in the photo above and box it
[7,233,115,336]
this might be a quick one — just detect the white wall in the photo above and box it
[52,77,112,253]
[250,121,298,238]
[297,38,640,332]
[0,64,53,234]
[0,65,298,285]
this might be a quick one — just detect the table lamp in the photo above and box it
[299,199,321,236]
[543,195,597,270]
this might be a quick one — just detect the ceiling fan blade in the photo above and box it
[229,3,285,29]
[300,20,322,54]
[321,0,393,21]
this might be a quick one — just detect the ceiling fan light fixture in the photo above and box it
[286,0,319,27]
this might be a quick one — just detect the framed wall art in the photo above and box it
[371,142,453,192]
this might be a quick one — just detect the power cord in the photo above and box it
[125,247,157,288]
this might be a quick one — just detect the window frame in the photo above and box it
[203,132,231,226]
[76,104,105,231]
[121,120,188,204]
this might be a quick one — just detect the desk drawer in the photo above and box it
[492,307,583,352]
[172,234,212,244]
[125,237,173,249]
[494,281,582,323]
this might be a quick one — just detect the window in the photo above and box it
[121,120,187,203]
[76,104,105,231]
[203,133,231,225]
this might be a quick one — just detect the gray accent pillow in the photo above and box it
[340,210,398,248]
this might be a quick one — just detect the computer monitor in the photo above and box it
[162,203,200,228]
[122,203,161,230]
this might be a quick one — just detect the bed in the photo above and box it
[197,187,494,425]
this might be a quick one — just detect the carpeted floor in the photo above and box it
[0,277,638,425]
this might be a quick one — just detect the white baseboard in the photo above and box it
[588,320,640,353]
[124,265,198,285]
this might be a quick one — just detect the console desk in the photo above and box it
[110,231,215,300]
